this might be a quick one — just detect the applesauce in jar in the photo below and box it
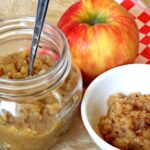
[0,17,83,150]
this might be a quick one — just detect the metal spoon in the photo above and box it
[28,0,49,76]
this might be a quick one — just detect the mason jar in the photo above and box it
[0,17,83,150]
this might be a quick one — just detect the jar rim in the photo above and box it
[0,16,71,101]
[0,16,69,84]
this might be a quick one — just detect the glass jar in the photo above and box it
[0,17,83,150]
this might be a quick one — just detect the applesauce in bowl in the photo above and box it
[81,64,150,150]
[99,92,150,150]
[0,17,83,150]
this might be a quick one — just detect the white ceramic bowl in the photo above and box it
[81,64,150,150]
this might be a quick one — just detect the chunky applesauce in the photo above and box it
[0,50,56,79]
[99,93,150,150]
[0,51,82,150]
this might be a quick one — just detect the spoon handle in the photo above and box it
[28,0,49,76]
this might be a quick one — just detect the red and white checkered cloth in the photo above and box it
[116,0,150,63]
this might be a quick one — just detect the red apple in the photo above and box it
[57,0,139,85]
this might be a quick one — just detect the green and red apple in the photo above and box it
[57,0,139,85]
